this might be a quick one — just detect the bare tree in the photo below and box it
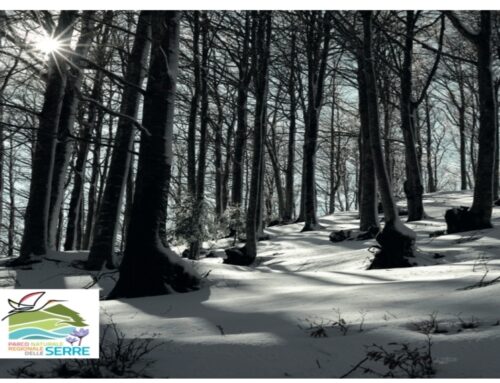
[47,11,97,250]
[225,11,272,265]
[302,11,332,232]
[14,11,79,265]
[445,11,497,232]
[361,11,416,269]
[85,12,151,270]
[109,11,199,298]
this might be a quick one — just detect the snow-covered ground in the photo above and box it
[2,190,500,378]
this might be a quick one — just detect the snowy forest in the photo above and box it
[0,9,500,378]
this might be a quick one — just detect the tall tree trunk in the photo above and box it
[7,135,15,257]
[77,192,84,248]
[48,11,97,250]
[85,12,151,270]
[56,206,64,251]
[382,91,393,185]
[121,156,135,251]
[266,103,285,222]
[222,115,235,212]
[302,12,331,232]
[257,145,267,236]
[83,108,104,249]
[213,80,225,218]
[0,17,5,240]
[245,12,271,258]
[284,28,297,222]
[189,12,209,260]
[357,49,378,231]
[458,80,468,190]
[445,11,497,230]
[65,117,92,250]
[329,99,337,215]
[225,12,271,265]
[494,81,499,200]
[96,113,114,215]
[469,12,496,226]
[187,11,200,199]
[400,11,425,222]
[231,12,252,209]
[65,16,114,252]
[425,95,436,193]
[361,11,415,269]
[109,11,199,299]
[295,161,306,222]
[471,102,477,184]
[16,11,78,263]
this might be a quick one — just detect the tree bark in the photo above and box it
[458,76,468,190]
[188,12,209,260]
[82,106,104,249]
[494,81,499,199]
[109,11,199,298]
[0,16,5,240]
[400,11,425,221]
[64,114,92,250]
[85,11,151,269]
[284,28,297,222]
[17,11,78,263]
[231,12,252,209]
[213,82,225,218]
[357,49,379,231]
[329,99,337,215]
[445,11,497,230]
[425,95,436,193]
[225,12,271,265]
[8,135,15,257]
[361,11,415,269]
[295,161,306,223]
[187,11,200,199]
[471,102,477,184]
[469,12,496,226]
[48,11,97,250]
[222,115,235,212]
[266,102,285,222]
[245,12,271,259]
[302,12,331,232]
[381,76,393,184]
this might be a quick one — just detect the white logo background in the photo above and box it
[0,289,99,359]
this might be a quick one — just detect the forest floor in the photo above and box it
[2,190,500,378]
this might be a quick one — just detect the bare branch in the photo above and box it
[443,11,479,42]
[78,94,150,137]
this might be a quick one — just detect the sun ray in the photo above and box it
[35,33,62,56]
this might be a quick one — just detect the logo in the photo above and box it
[0,289,99,358]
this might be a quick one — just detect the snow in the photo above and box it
[2,190,500,378]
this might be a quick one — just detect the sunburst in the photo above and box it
[35,35,62,55]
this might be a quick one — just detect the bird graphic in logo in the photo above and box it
[2,291,65,321]
[2,291,88,341]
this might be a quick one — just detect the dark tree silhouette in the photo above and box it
[109,11,199,298]
[15,11,78,265]
[445,11,497,233]
[85,11,151,270]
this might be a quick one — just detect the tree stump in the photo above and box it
[329,230,351,243]
[107,247,200,299]
[368,226,415,269]
[445,207,492,234]
[223,246,254,266]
